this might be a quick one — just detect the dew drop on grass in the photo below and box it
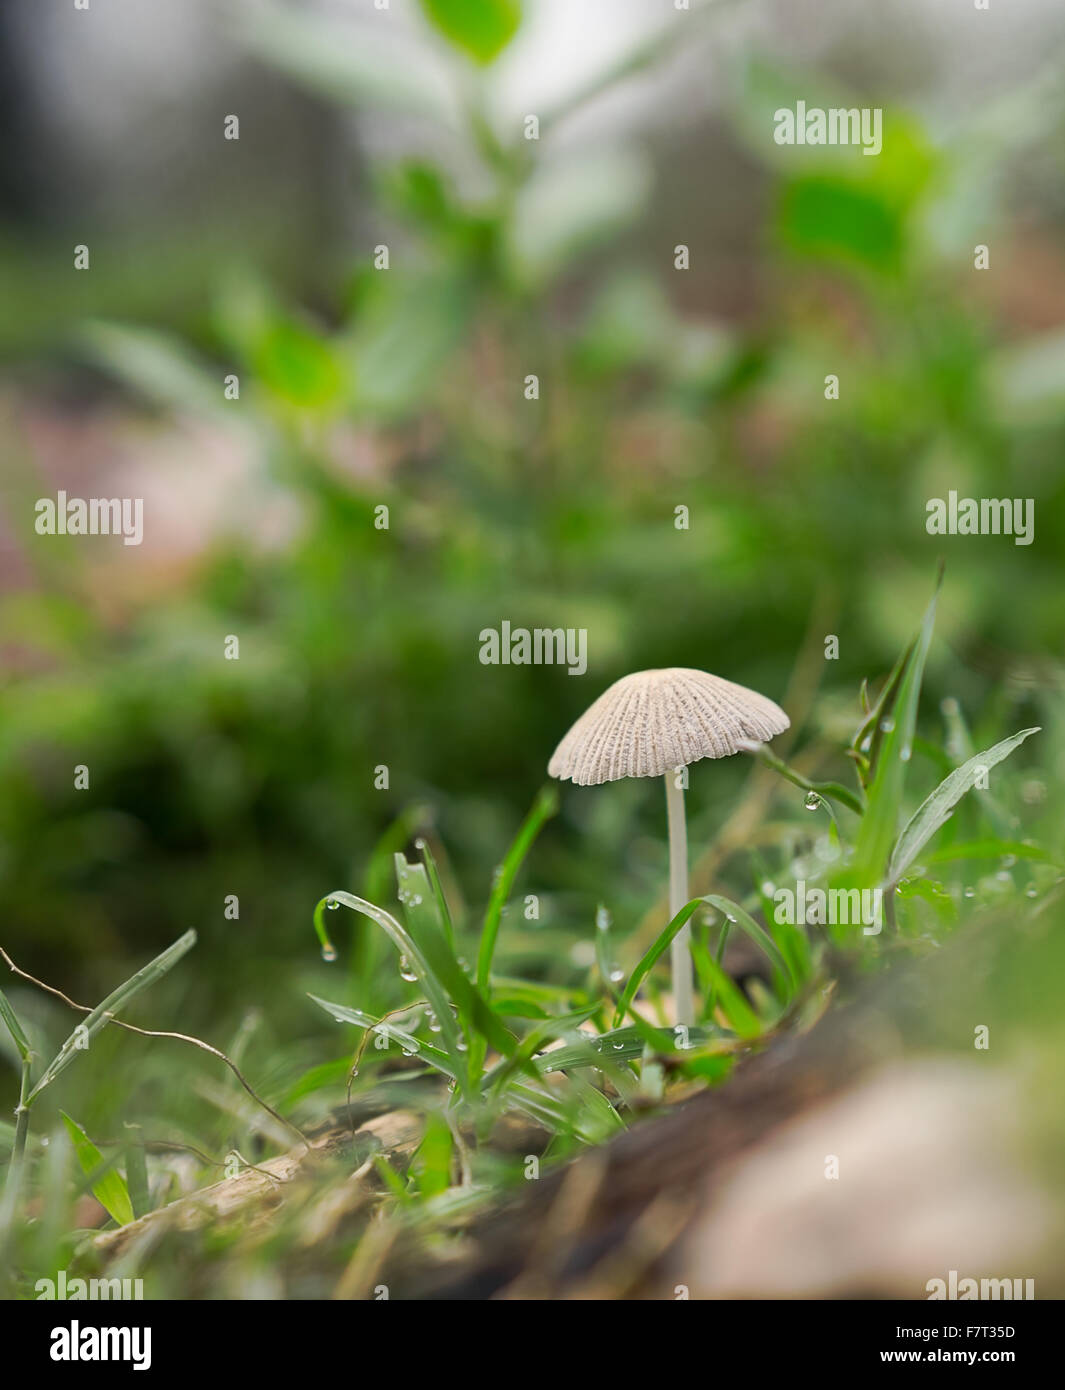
[398,955,418,982]
[964,887,975,899]
[1026,887,1038,898]
[900,744,912,762]
[803,791,821,812]
[608,967,624,984]
[326,898,340,911]
[321,944,338,962]
[596,906,612,931]
[880,717,895,733]
[1001,854,1017,869]
[760,880,775,897]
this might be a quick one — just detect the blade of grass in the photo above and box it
[850,583,939,886]
[26,930,197,1104]
[312,893,470,1095]
[308,994,458,1079]
[394,855,521,1067]
[702,894,793,986]
[60,1113,134,1227]
[476,784,558,991]
[612,894,785,1029]
[415,836,457,951]
[888,728,1041,883]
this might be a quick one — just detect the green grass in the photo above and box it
[2,581,1054,1297]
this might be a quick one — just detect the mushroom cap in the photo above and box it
[547,667,789,786]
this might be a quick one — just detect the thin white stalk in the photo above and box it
[664,770,694,1027]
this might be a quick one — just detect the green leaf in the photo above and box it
[308,994,458,1079]
[0,987,31,1064]
[418,0,521,65]
[610,894,781,1032]
[612,899,702,1028]
[778,176,904,273]
[312,890,470,1092]
[80,322,230,418]
[702,895,793,986]
[698,956,762,1040]
[60,1113,134,1227]
[27,931,197,1103]
[476,784,558,990]
[411,1112,453,1198]
[394,855,520,1066]
[850,584,939,886]
[250,317,348,412]
[124,1136,151,1220]
[888,728,1041,883]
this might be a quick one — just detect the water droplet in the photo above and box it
[1001,855,1017,869]
[609,967,624,984]
[326,898,340,911]
[321,944,338,962]
[596,906,612,931]
[963,887,975,899]
[803,790,821,812]
[414,837,426,850]
[995,870,1011,883]
[349,1066,359,1079]
[1025,886,1038,898]
[725,912,737,923]
[612,1041,625,1051]
[398,955,417,982]
[900,744,912,763]
[760,881,775,897]
[457,1039,468,1052]
[880,717,895,733]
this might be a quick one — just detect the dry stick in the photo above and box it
[91,1137,288,1186]
[0,948,307,1146]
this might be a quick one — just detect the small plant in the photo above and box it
[309,581,1042,1174]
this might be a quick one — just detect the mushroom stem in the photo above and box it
[664,770,694,1028]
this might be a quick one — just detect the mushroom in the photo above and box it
[548,667,790,1027]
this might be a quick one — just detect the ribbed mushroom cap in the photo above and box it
[548,667,789,787]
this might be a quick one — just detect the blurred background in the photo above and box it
[1,0,1063,1152]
